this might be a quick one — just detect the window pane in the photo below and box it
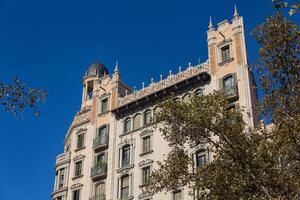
[144,110,151,125]
[143,136,151,153]
[77,134,84,149]
[73,190,80,200]
[221,45,230,61]
[196,151,206,167]
[95,183,105,196]
[124,118,131,133]
[143,166,150,184]
[75,161,82,176]
[133,114,141,130]
[121,175,129,198]
[101,98,108,113]
[122,146,130,167]
[223,76,235,95]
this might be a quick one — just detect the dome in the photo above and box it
[86,62,109,77]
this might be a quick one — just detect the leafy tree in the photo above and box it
[0,77,47,116]
[144,2,300,199]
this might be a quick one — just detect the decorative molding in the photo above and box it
[73,154,85,161]
[139,159,154,167]
[70,182,83,190]
[139,130,153,137]
[117,61,209,107]
[138,191,153,199]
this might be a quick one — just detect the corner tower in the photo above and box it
[207,6,258,127]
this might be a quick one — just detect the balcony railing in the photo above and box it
[223,86,239,101]
[89,194,106,200]
[93,135,109,151]
[91,163,107,180]
[55,152,71,166]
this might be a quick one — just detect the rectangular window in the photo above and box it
[58,168,65,189]
[95,183,105,196]
[122,145,131,167]
[221,45,230,62]
[124,118,131,133]
[77,133,84,149]
[142,136,151,153]
[75,161,82,177]
[196,151,206,167]
[56,197,62,200]
[142,166,151,185]
[121,175,130,198]
[73,189,80,200]
[173,190,182,200]
[144,110,151,125]
[101,98,108,113]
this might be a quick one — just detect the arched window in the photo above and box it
[133,114,141,130]
[153,107,161,121]
[123,118,131,133]
[143,110,151,125]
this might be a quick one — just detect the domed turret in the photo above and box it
[85,62,109,77]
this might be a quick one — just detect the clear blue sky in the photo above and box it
[0,0,285,199]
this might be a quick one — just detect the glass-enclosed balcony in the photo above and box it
[89,194,106,200]
[91,163,107,180]
[93,135,108,151]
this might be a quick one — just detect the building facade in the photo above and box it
[52,9,258,200]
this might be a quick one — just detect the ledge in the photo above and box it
[74,146,86,152]
[116,164,135,173]
[218,57,234,66]
[72,174,83,180]
[139,150,153,157]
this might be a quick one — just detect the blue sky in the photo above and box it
[0,0,286,199]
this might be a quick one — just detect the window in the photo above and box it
[142,136,151,153]
[74,161,82,177]
[173,190,182,200]
[73,189,80,200]
[195,150,206,167]
[122,145,131,167]
[58,168,65,189]
[223,76,235,95]
[77,133,84,149]
[56,197,62,200]
[121,175,130,198]
[221,45,230,62]
[124,118,131,133]
[142,166,151,185]
[133,114,141,130]
[86,81,94,100]
[143,110,151,125]
[101,98,108,113]
[97,126,108,144]
[153,107,161,121]
[96,153,105,166]
[95,183,105,197]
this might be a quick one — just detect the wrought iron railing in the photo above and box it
[91,163,107,178]
[93,135,108,149]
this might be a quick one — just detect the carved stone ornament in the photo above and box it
[138,191,153,199]
[139,159,154,167]
[70,182,83,190]
[73,154,85,161]
[118,61,209,107]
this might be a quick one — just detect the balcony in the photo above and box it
[91,163,107,180]
[93,135,109,151]
[55,152,71,167]
[89,195,106,200]
[223,86,239,102]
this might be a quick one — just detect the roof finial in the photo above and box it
[208,16,214,31]
[114,60,119,72]
[234,5,239,18]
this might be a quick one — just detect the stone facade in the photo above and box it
[52,9,258,200]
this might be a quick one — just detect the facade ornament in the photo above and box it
[188,62,192,68]
[142,82,145,89]
[208,16,214,31]
[234,5,239,18]
[150,78,154,84]
[178,66,182,72]
[169,70,172,76]
[114,60,119,72]
[160,74,163,81]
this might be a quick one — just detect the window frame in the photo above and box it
[74,161,83,177]
[100,98,108,113]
